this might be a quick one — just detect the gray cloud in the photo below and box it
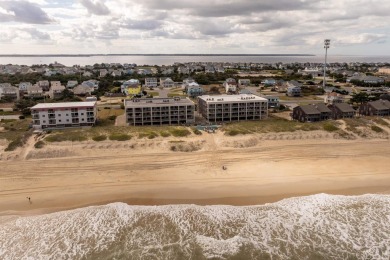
[79,0,110,15]
[140,0,314,17]
[121,19,162,30]
[0,1,54,24]
[21,28,51,40]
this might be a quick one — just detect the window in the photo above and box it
[66,119,69,122]
[43,120,46,123]
[81,113,84,115]
[58,114,61,117]
[82,118,84,121]
[59,120,61,122]
[42,115,45,117]
[66,114,69,116]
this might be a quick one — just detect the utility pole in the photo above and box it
[323,39,330,89]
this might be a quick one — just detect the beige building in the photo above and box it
[31,101,97,130]
[198,94,268,122]
[378,67,390,74]
[125,97,195,126]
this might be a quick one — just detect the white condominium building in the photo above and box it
[198,94,268,122]
[31,101,97,130]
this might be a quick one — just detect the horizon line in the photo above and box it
[0,54,316,57]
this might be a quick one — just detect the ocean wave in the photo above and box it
[0,194,389,260]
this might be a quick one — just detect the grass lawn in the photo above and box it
[98,108,125,119]
[146,91,159,97]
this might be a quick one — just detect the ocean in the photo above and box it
[0,55,390,66]
[0,193,389,260]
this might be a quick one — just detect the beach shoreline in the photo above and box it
[1,132,390,217]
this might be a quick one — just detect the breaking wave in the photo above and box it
[0,194,389,260]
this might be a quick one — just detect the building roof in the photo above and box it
[368,100,390,110]
[125,97,194,108]
[198,94,267,103]
[334,103,356,113]
[31,101,96,109]
[299,105,320,115]
[315,103,331,113]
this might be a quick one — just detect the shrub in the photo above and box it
[323,123,339,132]
[5,139,23,151]
[45,132,87,142]
[19,115,25,120]
[104,107,110,109]
[92,135,107,141]
[34,141,45,149]
[371,125,383,133]
[160,131,171,137]
[109,133,131,141]
[108,115,117,121]
[170,128,191,137]
[192,128,202,135]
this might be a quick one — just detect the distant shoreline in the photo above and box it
[0,54,315,57]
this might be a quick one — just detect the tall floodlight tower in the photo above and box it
[323,39,330,89]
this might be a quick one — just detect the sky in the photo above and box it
[0,0,389,55]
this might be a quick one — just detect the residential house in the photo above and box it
[111,70,122,77]
[66,80,78,89]
[215,66,225,73]
[238,79,251,86]
[359,100,390,116]
[145,78,158,88]
[49,84,65,99]
[81,80,99,90]
[378,67,390,75]
[285,81,302,97]
[73,85,94,96]
[83,71,93,77]
[121,79,142,96]
[26,85,43,98]
[314,103,332,120]
[99,69,108,77]
[347,75,385,84]
[160,78,175,88]
[19,82,32,93]
[324,92,344,105]
[178,66,190,74]
[264,95,280,108]
[223,78,237,93]
[205,66,215,73]
[292,105,321,122]
[329,103,356,119]
[0,83,20,101]
[50,81,62,89]
[186,82,204,98]
[31,101,97,130]
[38,80,50,91]
[263,78,276,86]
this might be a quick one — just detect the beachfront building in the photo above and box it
[329,103,356,119]
[145,77,158,88]
[359,100,390,116]
[198,94,268,122]
[292,104,331,122]
[324,92,344,105]
[125,97,195,126]
[31,101,97,130]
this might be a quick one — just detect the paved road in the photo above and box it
[0,115,20,120]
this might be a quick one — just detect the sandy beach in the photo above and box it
[0,130,390,217]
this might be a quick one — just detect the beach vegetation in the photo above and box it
[4,130,32,151]
[34,140,45,149]
[109,133,131,141]
[138,131,158,139]
[170,128,191,137]
[45,131,88,142]
[371,125,383,133]
[92,135,107,141]
[191,128,202,135]
[323,123,339,132]
[160,131,171,137]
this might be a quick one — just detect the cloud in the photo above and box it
[120,19,162,30]
[0,1,53,24]
[21,27,51,40]
[140,0,314,17]
[79,0,110,15]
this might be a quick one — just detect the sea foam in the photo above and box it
[0,193,389,260]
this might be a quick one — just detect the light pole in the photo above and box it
[323,39,330,89]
